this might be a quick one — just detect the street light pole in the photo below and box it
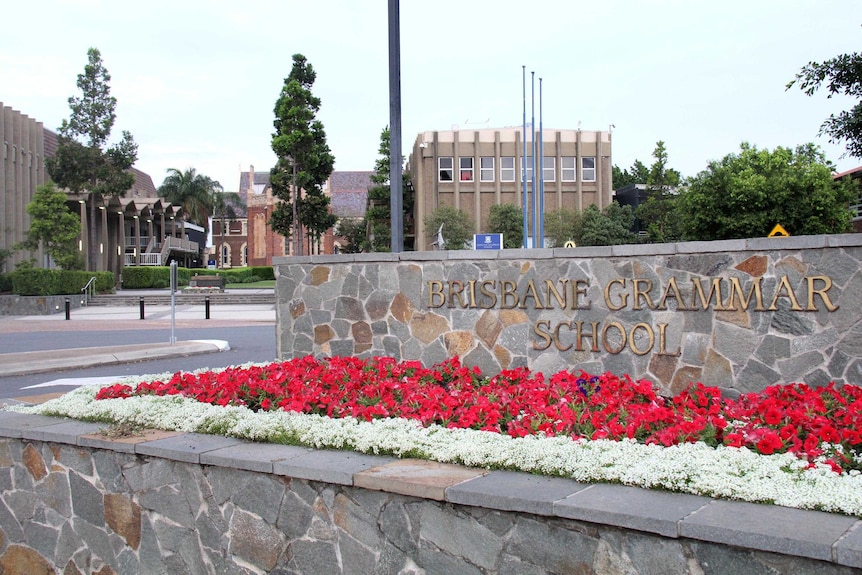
[388,0,404,253]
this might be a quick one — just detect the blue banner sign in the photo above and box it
[474,233,503,250]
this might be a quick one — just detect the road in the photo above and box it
[0,322,278,400]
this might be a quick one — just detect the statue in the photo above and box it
[431,223,445,250]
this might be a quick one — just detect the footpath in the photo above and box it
[0,290,276,377]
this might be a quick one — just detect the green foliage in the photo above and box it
[45,47,138,271]
[543,209,582,248]
[121,266,192,289]
[336,217,368,253]
[579,203,638,246]
[11,269,114,296]
[487,204,523,248]
[0,273,12,294]
[677,143,853,240]
[20,182,83,270]
[365,126,414,252]
[158,168,224,233]
[270,54,335,253]
[788,50,862,158]
[423,206,474,250]
[612,160,649,189]
[635,141,684,243]
[192,266,274,282]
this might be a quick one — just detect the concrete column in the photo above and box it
[100,205,109,271]
[576,130,583,212]
[134,216,141,266]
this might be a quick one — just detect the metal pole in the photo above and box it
[65,297,70,321]
[538,77,544,248]
[531,71,537,249]
[388,0,404,253]
[139,297,145,320]
[169,261,177,344]
[522,66,528,248]
[205,295,210,320]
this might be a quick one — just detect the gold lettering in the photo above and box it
[500,280,518,309]
[575,321,600,352]
[544,279,567,310]
[806,275,839,312]
[602,322,627,354]
[657,323,680,356]
[428,281,445,308]
[573,279,591,310]
[479,280,497,309]
[448,281,468,308]
[768,275,803,311]
[691,278,726,310]
[724,276,765,311]
[533,320,552,350]
[632,279,656,310]
[553,321,573,351]
[519,280,545,309]
[629,323,654,356]
[466,280,478,308]
[605,278,628,311]
[658,276,688,310]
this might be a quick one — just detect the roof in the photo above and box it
[329,171,373,193]
[833,166,862,179]
[129,168,158,197]
[238,171,272,193]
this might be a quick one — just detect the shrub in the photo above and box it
[12,269,115,296]
[121,266,192,289]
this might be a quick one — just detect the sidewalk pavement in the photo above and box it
[0,300,275,377]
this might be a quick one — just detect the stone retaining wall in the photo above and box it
[1,410,861,574]
[275,234,862,393]
[0,294,87,316]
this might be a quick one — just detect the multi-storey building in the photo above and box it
[1,102,196,276]
[408,127,612,250]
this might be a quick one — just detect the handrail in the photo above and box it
[81,276,97,305]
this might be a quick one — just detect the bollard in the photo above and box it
[65,297,71,321]
[139,296,145,320]
[205,295,211,320]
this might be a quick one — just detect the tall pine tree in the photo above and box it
[46,47,137,271]
[270,54,335,255]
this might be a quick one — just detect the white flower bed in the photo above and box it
[7,368,862,517]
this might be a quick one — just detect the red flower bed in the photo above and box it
[95,356,862,473]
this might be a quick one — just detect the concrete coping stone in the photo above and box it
[828,233,862,247]
[3,410,862,568]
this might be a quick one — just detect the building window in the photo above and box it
[521,157,534,182]
[582,157,596,182]
[221,244,230,266]
[460,157,474,181]
[500,157,515,181]
[439,157,454,182]
[561,157,576,182]
[543,157,555,182]
[480,157,494,182]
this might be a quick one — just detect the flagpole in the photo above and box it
[522,66,528,248]
[531,71,537,249]
[538,77,544,248]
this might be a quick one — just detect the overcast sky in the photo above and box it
[2,1,859,192]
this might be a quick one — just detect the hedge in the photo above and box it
[0,273,12,294]
[11,269,115,296]
[190,266,274,282]
[120,266,193,289]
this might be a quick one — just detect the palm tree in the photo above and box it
[158,168,222,234]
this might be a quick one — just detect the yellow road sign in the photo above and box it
[564,240,577,248]
[768,224,789,237]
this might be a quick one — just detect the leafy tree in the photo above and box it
[46,47,138,271]
[158,168,222,233]
[366,126,413,252]
[635,141,683,243]
[335,217,368,253]
[270,54,335,256]
[612,160,649,189]
[677,143,853,240]
[20,182,83,270]
[487,204,523,248]
[578,202,637,246]
[544,208,582,247]
[788,49,862,158]
[424,206,474,250]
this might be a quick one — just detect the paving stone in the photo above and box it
[679,499,858,562]
[79,428,180,454]
[0,412,69,438]
[446,470,590,516]
[200,441,309,473]
[354,458,486,500]
[21,420,104,445]
[135,432,244,463]
[554,483,711,538]
[272,449,397,485]
[834,521,862,568]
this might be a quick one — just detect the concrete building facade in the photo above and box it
[408,127,613,250]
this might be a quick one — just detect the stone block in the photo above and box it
[446,471,590,516]
[354,459,486,501]
[135,433,243,464]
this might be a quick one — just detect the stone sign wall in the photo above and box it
[275,234,862,394]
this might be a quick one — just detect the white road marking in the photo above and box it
[22,376,125,389]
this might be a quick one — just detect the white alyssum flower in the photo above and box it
[7,383,862,517]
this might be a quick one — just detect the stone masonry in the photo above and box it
[275,234,862,394]
[1,411,861,574]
